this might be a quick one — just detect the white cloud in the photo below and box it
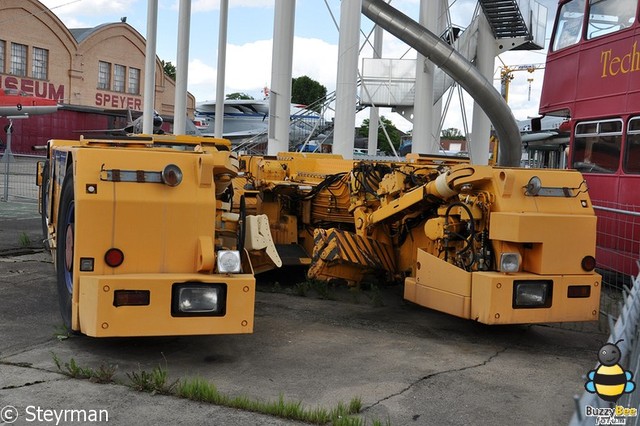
[41,0,136,26]
[188,36,339,102]
[192,0,273,12]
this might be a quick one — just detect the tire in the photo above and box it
[40,160,50,250]
[55,166,75,331]
[238,195,246,253]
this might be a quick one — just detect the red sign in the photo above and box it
[0,75,64,101]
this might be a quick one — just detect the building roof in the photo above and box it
[69,23,114,43]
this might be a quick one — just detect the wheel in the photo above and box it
[238,195,246,253]
[55,166,75,331]
[40,160,50,250]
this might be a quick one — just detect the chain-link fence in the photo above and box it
[569,267,640,425]
[0,153,42,203]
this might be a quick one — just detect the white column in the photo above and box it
[470,13,494,165]
[267,0,296,155]
[367,25,383,155]
[333,0,362,159]
[412,0,436,154]
[214,0,229,139]
[173,0,191,135]
[142,0,158,134]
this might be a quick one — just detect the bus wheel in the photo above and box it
[55,166,75,331]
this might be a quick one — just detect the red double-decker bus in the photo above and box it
[540,0,640,281]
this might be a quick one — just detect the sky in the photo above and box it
[39,0,559,133]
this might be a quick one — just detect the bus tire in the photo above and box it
[55,165,75,332]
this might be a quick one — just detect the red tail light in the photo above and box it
[104,248,124,267]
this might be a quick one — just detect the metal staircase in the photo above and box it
[478,0,546,50]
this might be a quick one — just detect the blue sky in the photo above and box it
[40,0,557,132]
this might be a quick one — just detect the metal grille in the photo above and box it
[0,154,40,203]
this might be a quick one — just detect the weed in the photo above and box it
[127,364,177,394]
[18,232,31,248]
[53,324,72,341]
[51,354,93,379]
[294,281,309,297]
[90,363,117,384]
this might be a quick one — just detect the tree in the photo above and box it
[291,76,327,113]
[441,127,465,139]
[161,60,176,80]
[226,92,254,100]
[358,116,401,154]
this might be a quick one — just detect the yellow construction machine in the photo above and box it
[237,152,601,325]
[37,134,280,337]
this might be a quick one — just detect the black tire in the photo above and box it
[238,195,246,253]
[40,160,50,250]
[55,166,75,331]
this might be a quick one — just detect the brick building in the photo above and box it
[0,0,195,153]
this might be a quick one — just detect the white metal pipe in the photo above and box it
[214,0,229,139]
[267,0,296,156]
[334,0,362,160]
[173,0,191,135]
[412,0,436,154]
[143,0,158,134]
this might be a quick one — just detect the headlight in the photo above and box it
[513,280,552,308]
[500,253,521,273]
[217,250,241,273]
[172,283,226,316]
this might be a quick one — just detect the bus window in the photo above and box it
[553,0,586,51]
[573,119,622,173]
[587,0,636,39]
[624,117,640,173]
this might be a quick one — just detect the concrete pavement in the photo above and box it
[0,201,607,425]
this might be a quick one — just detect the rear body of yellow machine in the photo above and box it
[40,135,256,337]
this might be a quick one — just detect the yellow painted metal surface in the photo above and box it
[406,249,472,318]
[470,271,601,324]
[46,135,257,337]
[78,274,254,337]
[490,212,596,274]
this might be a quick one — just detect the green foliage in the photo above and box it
[18,232,31,247]
[127,365,177,394]
[358,116,401,154]
[51,353,116,383]
[226,92,254,100]
[441,127,465,139]
[161,60,176,81]
[291,75,327,113]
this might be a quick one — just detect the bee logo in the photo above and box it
[585,340,636,402]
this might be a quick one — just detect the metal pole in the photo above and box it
[214,0,229,139]
[334,0,362,159]
[267,0,296,155]
[412,0,436,154]
[469,12,494,165]
[367,25,382,156]
[142,0,159,134]
[174,0,192,135]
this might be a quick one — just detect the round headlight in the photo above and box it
[162,164,183,187]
